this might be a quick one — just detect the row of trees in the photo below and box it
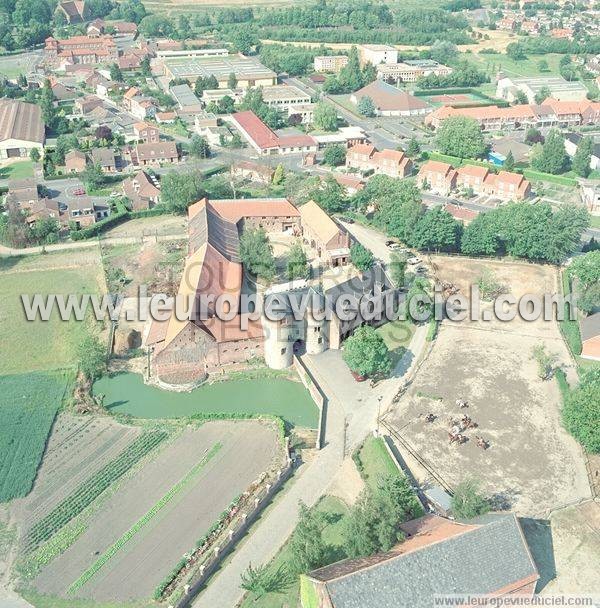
[323,46,376,94]
[568,250,600,314]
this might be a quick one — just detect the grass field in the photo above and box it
[0,52,40,80]
[0,247,106,375]
[0,160,35,180]
[589,216,600,229]
[238,496,350,608]
[0,371,71,503]
[376,320,415,367]
[468,52,564,79]
[354,436,402,492]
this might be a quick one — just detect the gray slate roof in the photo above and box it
[581,312,600,342]
[315,514,537,608]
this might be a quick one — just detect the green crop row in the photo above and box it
[68,442,223,594]
[0,372,71,503]
[25,430,167,551]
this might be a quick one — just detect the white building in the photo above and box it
[0,100,45,160]
[261,85,311,109]
[377,60,452,84]
[496,76,588,103]
[565,133,600,170]
[313,55,348,73]
[358,44,398,66]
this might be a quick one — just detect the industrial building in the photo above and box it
[162,54,277,89]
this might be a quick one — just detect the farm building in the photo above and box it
[302,513,539,608]
[0,99,45,160]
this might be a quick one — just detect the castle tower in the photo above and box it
[262,315,293,369]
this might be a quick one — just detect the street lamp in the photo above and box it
[376,395,383,436]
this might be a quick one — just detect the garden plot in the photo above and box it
[384,257,590,517]
[31,420,284,602]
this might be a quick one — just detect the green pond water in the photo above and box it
[93,372,319,428]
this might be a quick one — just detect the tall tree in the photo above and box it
[313,101,338,131]
[240,228,276,281]
[436,116,487,159]
[286,241,309,280]
[227,72,238,89]
[534,85,551,105]
[530,129,569,175]
[572,136,593,178]
[343,326,392,378]
[503,150,515,172]
[287,502,332,574]
[562,369,600,453]
[451,479,490,519]
[357,95,376,117]
[350,242,375,271]
[412,206,462,252]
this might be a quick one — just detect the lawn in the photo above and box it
[0,160,35,180]
[0,52,39,80]
[354,435,401,492]
[376,319,415,367]
[238,495,349,608]
[469,52,563,79]
[590,216,600,230]
[0,248,106,375]
[0,371,72,502]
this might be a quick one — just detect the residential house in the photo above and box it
[74,94,104,115]
[302,513,539,608]
[230,161,275,185]
[579,179,600,213]
[0,99,45,160]
[581,312,600,361]
[350,80,432,117]
[155,111,177,124]
[299,200,352,266]
[134,141,179,166]
[417,160,457,195]
[565,133,600,170]
[68,196,97,228]
[64,149,87,173]
[455,165,531,199]
[5,178,39,210]
[331,173,365,195]
[58,0,89,23]
[86,18,105,36]
[456,164,490,193]
[91,147,117,173]
[122,170,160,211]
[345,143,413,178]
[133,122,160,143]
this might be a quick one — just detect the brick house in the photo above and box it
[122,170,160,211]
[416,160,457,195]
[64,149,87,173]
[581,313,600,361]
[346,144,412,178]
[299,200,352,266]
[134,141,179,166]
[133,122,160,143]
[90,147,117,173]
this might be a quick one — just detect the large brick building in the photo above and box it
[346,143,413,178]
[149,197,394,385]
[44,35,118,67]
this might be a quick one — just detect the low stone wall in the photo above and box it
[174,455,294,608]
[293,355,327,450]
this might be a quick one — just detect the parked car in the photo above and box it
[351,370,368,382]
[338,216,354,224]
[415,265,427,275]
[407,256,421,265]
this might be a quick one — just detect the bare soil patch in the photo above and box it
[384,257,590,517]
[32,420,284,602]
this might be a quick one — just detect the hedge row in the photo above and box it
[522,169,577,187]
[189,411,286,445]
[70,205,171,240]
